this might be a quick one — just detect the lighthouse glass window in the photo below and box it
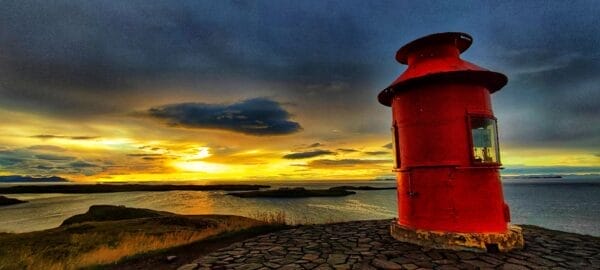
[391,123,400,169]
[470,117,500,164]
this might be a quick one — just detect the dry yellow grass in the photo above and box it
[249,211,342,225]
[0,211,283,270]
[77,223,238,267]
[250,210,287,225]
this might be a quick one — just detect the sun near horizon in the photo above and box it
[0,1,599,183]
[1,107,598,182]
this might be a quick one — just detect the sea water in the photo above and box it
[0,175,599,236]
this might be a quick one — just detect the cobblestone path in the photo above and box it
[179,220,600,270]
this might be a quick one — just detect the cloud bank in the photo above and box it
[148,98,301,136]
[283,150,335,159]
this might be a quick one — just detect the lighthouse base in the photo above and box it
[390,221,524,252]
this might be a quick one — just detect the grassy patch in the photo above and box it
[0,205,284,270]
[89,224,290,270]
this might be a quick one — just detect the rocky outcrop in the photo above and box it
[0,195,27,206]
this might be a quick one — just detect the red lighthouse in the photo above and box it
[379,32,523,252]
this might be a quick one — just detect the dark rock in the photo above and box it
[463,259,495,268]
[327,254,348,265]
[0,195,27,206]
[60,205,166,226]
[177,263,198,270]
[371,258,402,269]
[167,255,177,262]
[500,263,529,270]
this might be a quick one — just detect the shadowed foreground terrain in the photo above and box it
[184,220,600,270]
[0,195,27,206]
[0,205,286,270]
[3,205,598,270]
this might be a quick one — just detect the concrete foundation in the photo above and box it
[390,220,524,252]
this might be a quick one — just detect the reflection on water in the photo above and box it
[1,176,599,236]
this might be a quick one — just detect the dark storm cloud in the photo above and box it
[0,1,598,151]
[382,143,393,149]
[34,154,76,161]
[0,147,104,175]
[31,134,99,140]
[493,50,600,147]
[70,136,100,140]
[337,148,359,153]
[148,98,301,136]
[364,151,389,156]
[27,145,67,152]
[0,156,23,166]
[127,153,167,161]
[68,160,99,168]
[127,154,163,157]
[461,1,600,149]
[0,1,374,117]
[283,150,335,159]
[142,156,165,161]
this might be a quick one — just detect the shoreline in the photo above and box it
[1,204,598,269]
[228,186,396,198]
[0,184,270,194]
[0,195,27,207]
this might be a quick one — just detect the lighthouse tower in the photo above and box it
[378,32,523,252]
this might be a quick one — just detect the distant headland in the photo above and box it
[0,184,270,194]
[0,175,69,183]
[228,187,356,198]
[0,195,27,206]
[0,184,396,197]
[228,186,396,198]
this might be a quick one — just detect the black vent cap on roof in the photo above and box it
[395,32,473,65]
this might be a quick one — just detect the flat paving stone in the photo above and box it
[177,263,198,270]
[328,254,348,265]
[186,220,600,269]
[371,258,402,269]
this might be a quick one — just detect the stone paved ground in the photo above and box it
[179,220,600,270]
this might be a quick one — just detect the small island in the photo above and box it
[0,195,27,206]
[523,175,563,179]
[504,175,563,179]
[328,185,396,191]
[0,184,270,194]
[228,185,396,198]
[228,187,356,198]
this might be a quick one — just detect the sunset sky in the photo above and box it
[1,1,598,182]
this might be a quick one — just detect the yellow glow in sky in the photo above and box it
[171,161,226,173]
[0,107,598,182]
